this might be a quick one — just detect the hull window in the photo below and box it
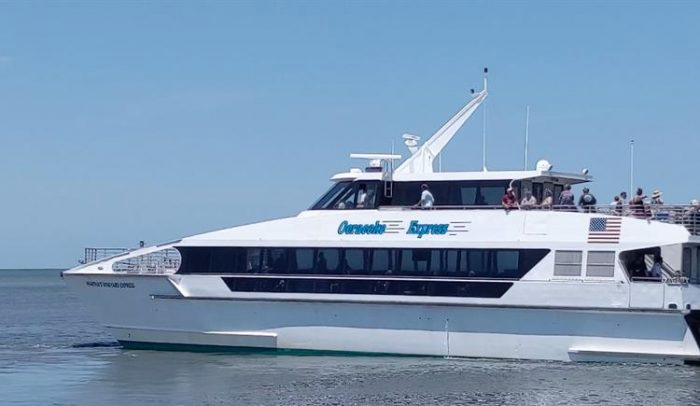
[221,276,513,299]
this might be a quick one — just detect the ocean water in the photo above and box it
[1,270,699,406]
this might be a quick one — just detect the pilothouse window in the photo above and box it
[311,181,379,210]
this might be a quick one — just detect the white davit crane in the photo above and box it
[395,68,489,175]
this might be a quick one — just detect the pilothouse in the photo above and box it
[64,69,700,364]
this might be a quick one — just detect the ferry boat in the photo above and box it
[63,70,700,364]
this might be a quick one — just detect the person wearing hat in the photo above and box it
[650,190,666,220]
[686,200,700,234]
[578,187,597,213]
[501,187,518,211]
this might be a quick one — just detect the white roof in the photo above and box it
[331,169,592,184]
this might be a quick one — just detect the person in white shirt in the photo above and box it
[650,254,663,279]
[416,184,434,208]
[520,189,537,209]
[357,185,368,208]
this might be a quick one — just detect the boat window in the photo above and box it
[317,248,339,273]
[263,248,288,273]
[310,181,381,210]
[620,247,661,280]
[344,249,365,274]
[222,276,513,299]
[478,183,508,206]
[554,250,582,277]
[176,247,549,280]
[370,249,392,275]
[496,250,520,278]
[586,251,615,277]
[553,184,563,202]
[247,248,262,272]
[683,246,700,284]
[460,185,477,206]
[210,247,244,274]
[387,180,509,207]
[532,182,544,203]
[294,249,315,273]
[310,181,351,209]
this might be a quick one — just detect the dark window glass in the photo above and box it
[370,249,392,275]
[247,248,262,272]
[177,247,550,279]
[180,247,211,273]
[460,185,477,206]
[479,183,508,206]
[318,248,340,274]
[210,247,243,273]
[496,250,520,278]
[311,181,382,210]
[356,183,379,209]
[261,248,288,274]
[222,277,513,298]
[344,249,365,274]
[310,182,351,209]
[467,250,488,277]
[294,249,315,273]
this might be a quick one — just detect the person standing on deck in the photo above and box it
[558,184,575,211]
[578,187,597,213]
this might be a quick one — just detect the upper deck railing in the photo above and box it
[111,248,181,274]
[81,247,132,264]
[379,204,700,236]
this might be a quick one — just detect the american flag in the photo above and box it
[588,217,622,243]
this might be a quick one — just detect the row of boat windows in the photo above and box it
[222,277,513,298]
[311,180,510,209]
[310,180,564,210]
[176,247,550,279]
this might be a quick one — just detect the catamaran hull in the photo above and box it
[63,273,700,364]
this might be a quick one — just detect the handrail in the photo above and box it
[81,247,132,264]
[112,248,181,274]
[377,204,700,235]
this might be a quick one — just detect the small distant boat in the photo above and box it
[64,69,700,364]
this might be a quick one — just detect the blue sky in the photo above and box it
[1,1,698,268]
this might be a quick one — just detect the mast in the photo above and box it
[396,68,489,175]
[524,105,530,170]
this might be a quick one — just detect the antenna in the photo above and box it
[482,67,488,171]
[524,105,530,170]
[630,139,635,196]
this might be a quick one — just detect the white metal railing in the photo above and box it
[379,204,700,236]
[81,247,132,264]
[111,249,182,274]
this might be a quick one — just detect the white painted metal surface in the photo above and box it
[63,70,700,364]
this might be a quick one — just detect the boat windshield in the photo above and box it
[311,181,380,210]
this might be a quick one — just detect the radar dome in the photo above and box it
[535,159,553,171]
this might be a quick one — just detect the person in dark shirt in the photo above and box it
[558,184,575,211]
[578,187,597,213]
[630,188,647,218]
[501,187,518,211]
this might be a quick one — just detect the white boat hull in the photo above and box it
[64,274,700,364]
